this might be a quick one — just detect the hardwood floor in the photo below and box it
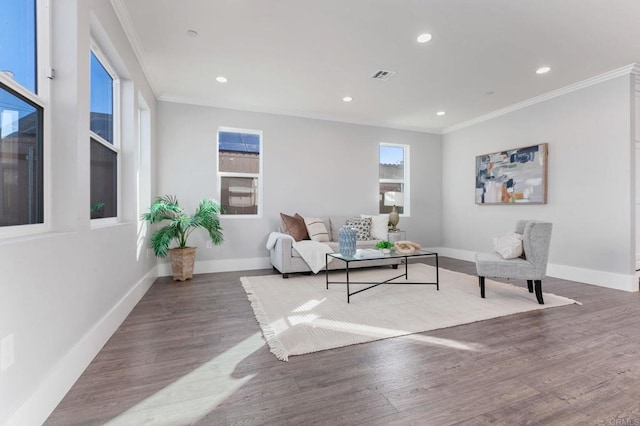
[45,257,640,425]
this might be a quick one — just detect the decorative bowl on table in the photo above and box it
[393,241,421,254]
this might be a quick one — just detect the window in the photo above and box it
[0,0,44,228]
[217,128,262,216]
[90,49,119,220]
[379,143,409,215]
[0,85,43,226]
[0,1,37,93]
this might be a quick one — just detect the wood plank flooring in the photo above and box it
[45,257,640,425]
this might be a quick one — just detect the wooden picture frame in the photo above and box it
[475,143,548,204]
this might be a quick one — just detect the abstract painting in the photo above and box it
[475,143,548,204]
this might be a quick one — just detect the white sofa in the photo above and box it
[269,215,401,278]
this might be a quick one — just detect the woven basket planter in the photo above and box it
[169,247,197,281]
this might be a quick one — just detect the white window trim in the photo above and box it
[379,142,410,216]
[89,41,121,225]
[217,126,263,219]
[0,0,50,239]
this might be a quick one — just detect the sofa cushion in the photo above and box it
[329,216,352,241]
[304,217,330,242]
[280,213,309,241]
[360,214,389,240]
[345,217,372,240]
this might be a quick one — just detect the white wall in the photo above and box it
[0,1,157,424]
[441,74,636,291]
[156,101,442,273]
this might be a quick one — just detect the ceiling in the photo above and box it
[113,0,640,134]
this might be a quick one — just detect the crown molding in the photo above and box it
[109,0,160,99]
[158,95,443,135]
[443,63,640,134]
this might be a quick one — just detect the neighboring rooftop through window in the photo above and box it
[218,131,260,153]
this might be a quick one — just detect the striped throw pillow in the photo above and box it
[303,217,330,242]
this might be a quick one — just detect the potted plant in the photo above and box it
[141,195,224,281]
[375,240,394,254]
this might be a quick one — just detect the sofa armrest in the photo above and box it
[269,235,294,273]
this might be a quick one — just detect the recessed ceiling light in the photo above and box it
[187,29,199,38]
[417,33,432,43]
[342,96,353,102]
[216,76,228,83]
[536,66,551,74]
[436,111,446,116]
[0,70,14,78]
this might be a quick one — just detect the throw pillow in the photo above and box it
[345,217,372,241]
[493,232,524,259]
[303,217,330,242]
[360,214,389,240]
[280,213,309,241]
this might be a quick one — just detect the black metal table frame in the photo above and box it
[325,251,439,303]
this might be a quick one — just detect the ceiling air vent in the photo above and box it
[371,70,396,81]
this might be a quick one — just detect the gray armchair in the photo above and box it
[475,220,553,304]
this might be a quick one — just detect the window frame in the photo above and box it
[89,40,121,225]
[379,142,410,217]
[216,126,263,218]
[0,0,50,238]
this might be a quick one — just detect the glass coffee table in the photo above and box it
[325,249,439,303]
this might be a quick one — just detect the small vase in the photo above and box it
[339,226,357,257]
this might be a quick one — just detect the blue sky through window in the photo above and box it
[380,145,403,165]
[0,0,36,93]
[90,52,113,115]
[90,52,114,143]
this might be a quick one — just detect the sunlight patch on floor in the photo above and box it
[287,313,320,325]
[396,333,485,351]
[105,332,264,425]
[312,318,484,351]
[292,298,326,312]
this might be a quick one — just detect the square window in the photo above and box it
[220,176,258,215]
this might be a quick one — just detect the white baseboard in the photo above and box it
[156,256,272,277]
[433,247,639,293]
[546,263,638,292]
[4,268,157,426]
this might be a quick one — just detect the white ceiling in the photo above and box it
[114,0,640,133]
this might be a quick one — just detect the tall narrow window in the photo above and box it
[0,0,44,228]
[90,49,119,220]
[379,143,409,215]
[217,128,262,216]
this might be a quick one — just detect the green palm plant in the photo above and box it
[141,195,224,258]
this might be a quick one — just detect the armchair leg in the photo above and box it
[527,280,534,293]
[479,276,485,298]
[534,280,544,304]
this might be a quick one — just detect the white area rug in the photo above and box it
[241,264,579,361]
